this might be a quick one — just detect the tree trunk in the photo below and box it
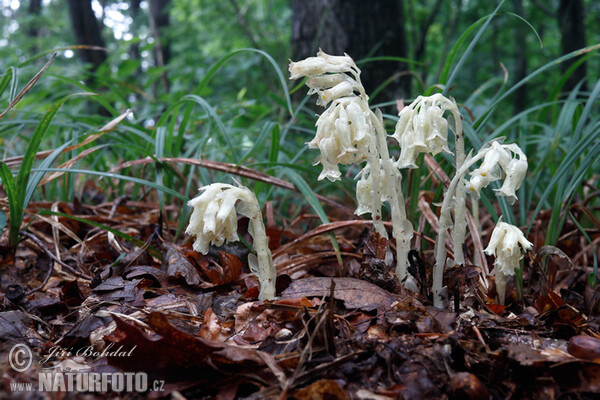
[148,0,171,92]
[27,0,42,38]
[291,0,410,101]
[66,0,107,73]
[558,0,587,92]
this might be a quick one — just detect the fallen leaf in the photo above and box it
[163,244,201,286]
[105,311,272,381]
[282,277,397,312]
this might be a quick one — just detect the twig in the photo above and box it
[0,53,56,121]
[26,261,54,295]
[20,230,91,280]
[108,194,130,219]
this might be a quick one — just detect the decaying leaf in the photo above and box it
[282,277,397,312]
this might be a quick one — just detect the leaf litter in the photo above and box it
[0,186,599,399]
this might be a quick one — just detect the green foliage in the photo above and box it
[0,91,87,247]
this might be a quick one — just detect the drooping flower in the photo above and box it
[186,184,244,254]
[186,183,275,300]
[485,220,533,305]
[307,97,372,181]
[289,50,356,80]
[289,50,414,288]
[467,141,527,204]
[495,158,528,205]
[391,94,455,169]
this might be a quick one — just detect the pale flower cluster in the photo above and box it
[289,50,372,182]
[391,94,454,169]
[484,221,533,304]
[354,164,383,216]
[467,142,528,205]
[185,183,254,254]
[308,98,372,181]
[186,183,276,300]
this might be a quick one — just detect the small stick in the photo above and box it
[20,230,91,280]
[26,263,54,295]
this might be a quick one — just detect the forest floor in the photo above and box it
[1,189,599,399]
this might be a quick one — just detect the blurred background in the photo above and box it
[0,0,597,115]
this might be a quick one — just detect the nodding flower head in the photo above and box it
[468,142,527,205]
[289,49,357,81]
[391,94,455,169]
[186,183,254,254]
[485,220,533,304]
[290,51,372,181]
[485,221,533,275]
[307,97,372,181]
[495,158,528,205]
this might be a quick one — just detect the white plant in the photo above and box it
[289,50,413,285]
[390,93,470,266]
[186,183,275,300]
[432,139,528,308]
[391,94,459,170]
[485,220,533,305]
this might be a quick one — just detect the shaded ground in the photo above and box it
[1,190,599,399]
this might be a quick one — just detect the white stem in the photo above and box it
[247,203,276,300]
[495,269,508,305]
[365,154,387,238]
[370,112,412,283]
[472,195,481,235]
[433,148,490,307]
[355,77,387,239]
[450,109,467,266]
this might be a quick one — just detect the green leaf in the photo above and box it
[282,168,343,269]
[31,167,189,202]
[0,161,19,246]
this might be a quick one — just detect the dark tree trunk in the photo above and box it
[148,0,171,92]
[27,0,42,37]
[291,0,410,101]
[558,0,587,92]
[513,0,527,113]
[413,0,443,83]
[149,0,171,66]
[66,0,107,73]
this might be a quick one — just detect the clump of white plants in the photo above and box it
[390,94,469,267]
[289,50,413,285]
[186,183,275,300]
[432,139,529,307]
[290,51,532,309]
[485,220,533,305]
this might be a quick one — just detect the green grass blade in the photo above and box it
[31,168,189,202]
[0,161,20,246]
[194,48,293,116]
[438,17,486,86]
[282,168,343,269]
[0,67,15,99]
[442,0,505,94]
[268,124,280,164]
[527,82,600,234]
[237,121,276,165]
[474,43,600,131]
[17,94,88,211]
[356,56,423,67]
[24,139,74,207]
